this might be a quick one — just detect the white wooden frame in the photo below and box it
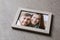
[11,7,52,34]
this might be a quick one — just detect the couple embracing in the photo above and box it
[17,13,45,29]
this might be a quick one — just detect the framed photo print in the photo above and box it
[11,7,52,34]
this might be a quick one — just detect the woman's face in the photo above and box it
[20,16,31,26]
[31,14,41,25]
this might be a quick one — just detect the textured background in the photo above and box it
[0,0,60,40]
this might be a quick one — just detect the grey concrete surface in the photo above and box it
[0,0,60,40]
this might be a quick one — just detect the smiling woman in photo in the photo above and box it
[31,13,45,29]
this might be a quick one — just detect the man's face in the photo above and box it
[31,14,41,25]
[20,16,31,26]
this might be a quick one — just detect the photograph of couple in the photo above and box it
[17,10,46,29]
[12,8,52,34]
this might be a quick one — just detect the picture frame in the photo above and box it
[11,7,52,34]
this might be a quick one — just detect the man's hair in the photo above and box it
[24,13,32,17]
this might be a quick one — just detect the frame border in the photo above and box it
[11,7,52,34]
